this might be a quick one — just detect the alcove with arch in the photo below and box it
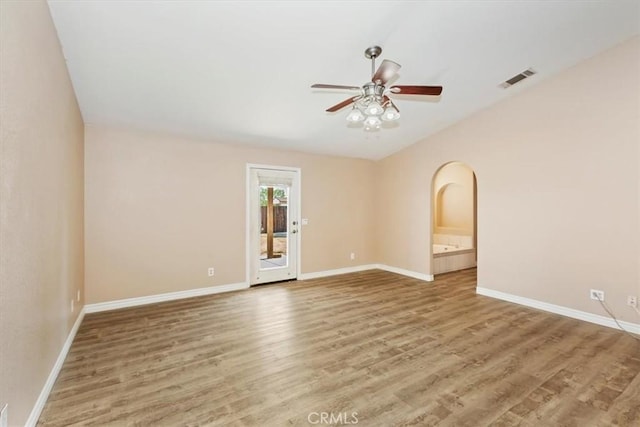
[431,161,477,275]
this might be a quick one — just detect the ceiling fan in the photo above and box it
[311,46,443,131]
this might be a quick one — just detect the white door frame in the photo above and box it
[246,164,302,285]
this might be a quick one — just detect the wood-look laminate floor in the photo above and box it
[39,269,640,426]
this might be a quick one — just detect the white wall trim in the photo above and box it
[377,264,434,282]
[245,163,301,172]
[477,286,640,334]
[298,264,434,282]
[245,164,251,290]
[298,264,379,280]
[26,308,86,427]
[84,282,248,313]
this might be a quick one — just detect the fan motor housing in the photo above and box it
[363,82,385,97]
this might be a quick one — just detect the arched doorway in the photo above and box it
[431,162,477,275]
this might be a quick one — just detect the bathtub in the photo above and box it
[433,243,476,274]
[433,244,467,254]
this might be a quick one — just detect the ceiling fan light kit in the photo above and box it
[381,105,400,122]
[311,46,443,131]
[346,107,365,123]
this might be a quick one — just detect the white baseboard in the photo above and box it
[377,264,434,282]
[298,264,434,282]
[84,282,249,313]
[477,286,640,334]
[298,264,379,280]
[26,308,85,427]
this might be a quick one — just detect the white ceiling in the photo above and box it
[47,1,639,160]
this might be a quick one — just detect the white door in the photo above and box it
[249,167,299,285]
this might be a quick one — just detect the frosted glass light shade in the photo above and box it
[364,101,383,116]
[381,106,400,121]
[346,108,365,122]
[364,116,381,127]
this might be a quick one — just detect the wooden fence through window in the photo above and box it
[261,206,287,233]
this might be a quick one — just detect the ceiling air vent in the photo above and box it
[500,68,536,88]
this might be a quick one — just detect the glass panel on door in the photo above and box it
[259,185,289,270]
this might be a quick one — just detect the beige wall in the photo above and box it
[377,36,640,323]
[1,3,637,423]
[433,162,475,235]
[84,126,376,303]
[0,1,85,425]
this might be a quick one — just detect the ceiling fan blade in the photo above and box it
[311,84,361,90]
[389,85,443,96]
[326,96,359,112]
[371,59,401,85]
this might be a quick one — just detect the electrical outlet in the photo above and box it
[76,289,81,302]
[590,289,605,301]
[1,404,8,427]
[350,252,355,260]
[208,267,215,277]
[628,296,637,307]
